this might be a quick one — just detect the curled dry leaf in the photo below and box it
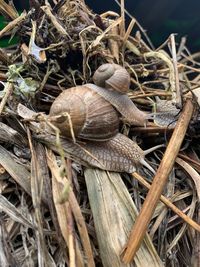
[176,157,200,201]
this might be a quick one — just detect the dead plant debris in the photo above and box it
[0,0,200,266]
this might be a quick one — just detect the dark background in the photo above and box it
[14,0,200,52]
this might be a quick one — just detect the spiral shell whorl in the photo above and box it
[49,86,120,141]
[93,64,115,88]
[93,63,130,93]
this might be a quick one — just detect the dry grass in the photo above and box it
[0,0,199,266]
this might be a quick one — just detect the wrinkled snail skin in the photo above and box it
[76,133,156,173]
[39,132,150,173]
[49,86,120,141]
[81,133,145,173]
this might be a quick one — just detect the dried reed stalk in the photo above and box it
[122,98,195,263]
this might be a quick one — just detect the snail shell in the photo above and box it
[93,63,130,94]
[49,85,119,141]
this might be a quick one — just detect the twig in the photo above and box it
[28,20,46,63]
[170,34,182,108]
[27,130,53,266]
[177,36,187,58]
[0,49,11,65]
[132,172,200,232]
[178,153,200,171]
[0,82,14,115]
[69,190,96,267]
[130,126,174,134]
[144,50,176,98]
[0,0,18,20]
[41,5,71,38]
[129,92,172,99]
[47,151,84,267]
[108,21,119,63]
[123,18,136,47]
[0,11,26,39]
[176,157,200,200]
[88,18,122,49]
[125,40,141,56]
[47,150,95,267]
[122,98,194,263]
[67,159,96,266]
[114,0,155,50]
[120,0,125,37]
[0,72,7,81]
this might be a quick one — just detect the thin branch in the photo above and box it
[170,34,182,108]
[0,82,13,115]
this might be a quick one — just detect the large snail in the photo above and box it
[47,63,161,173]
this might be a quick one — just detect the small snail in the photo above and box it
[47,64,160,173]
[91,63,149,126]
[93,63,130,93]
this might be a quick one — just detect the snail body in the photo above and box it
[81,133,146,173]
